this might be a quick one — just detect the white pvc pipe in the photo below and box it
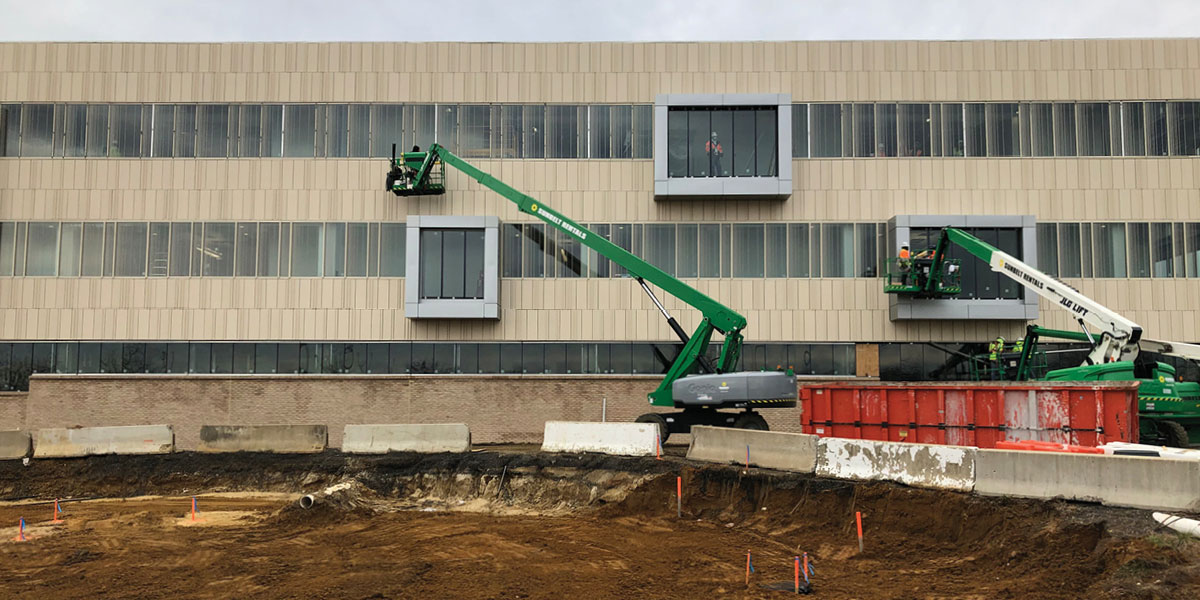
[1154,512,1200,538]
[298,482,354,510]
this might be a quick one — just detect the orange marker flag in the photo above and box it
[51,498,63,524]
[856,511,864,553]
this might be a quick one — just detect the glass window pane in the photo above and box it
[788,223,810,277]
[610,105,632,159]
[691,109,717,177]
[522,223,546,277]
[442,230,466,297]
[698,224,720,278]
[380,223,406,277]
[368,222,379,277]
[406,104,435,150]
[58,222,81,277]
[732,109,756,176]
[1169,101,1200,156]
[0,104,20,157]
[86,104,109,157]
[202,222,234,277]
[236,222,257,277]
[173,105,196,157]
[588,105,611,159]
[1121,102,1146,156]
[897,104,930,157]
[1093,223,1127,278]
[632,104,652,159]
[1146,102,1168,156]
[811,103,844,157]
[0,222,13,276]
[941,103,964,156]
[436,104,458,152]
[732,223,764,278]
[1151,223,1174,278]
[555,227,582,278]
[499,105,524,158]
[792,104,809,158]
[1186,224,1200,278]
[114,222,147,277]
[195,104,229,157]
[465,229,485,298]
[20,104,54,157]
[168,223,191,276]
[964,103,986,156]
[458,104,494,159]
[855,223,877,277]
[148,222,168,277]
[1054,103,1077,156]
[1036,223,1059,277]
[323,222,346,277]
[325,104,348,158]
[259,104,282,157]
[667,109,688,176]
[346,222,368,277]
[64,104,87,157]
[546,105,584,159]
[237,104,262,157]
[26,222,58,276]
[81,222,104,276]
[986,103,1019,157]
[676,224,698,278]
[822,224,854,277]
[283,105,316,157]
[346,104,370,158]
[370,104,403,157]
[755,108,778,175]
[257,222,280,277]
[765,223,787,278]
[641,224,675,276]
[852,103,875,157]
[523,105,545,158]
[1128,223,1150,278]
[721,223,732,277]
[151,104,177,157]
[874,104,896,158]
[109,105,141,157]
[1078,103,1111,156]
[420,229,443,297]
[502,222,522,277]
[1027,103,1054,156]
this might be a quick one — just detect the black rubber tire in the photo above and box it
[733,412,769,431]
[636,413,670,445]
[1158,420,1190,448]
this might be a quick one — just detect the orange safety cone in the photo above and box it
[51,498,63,524]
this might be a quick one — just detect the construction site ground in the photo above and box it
[1,446,1198,599]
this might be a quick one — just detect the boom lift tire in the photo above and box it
[733,412,769,432]
[636,413,670,445]
[1158,420,1190,448]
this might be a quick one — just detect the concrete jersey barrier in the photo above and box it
[198,425,327,453]
[342,424,471,453]
[0,430,32,460]
[541,421,657,456]
[687,426,818,472]
[816,437,977,492]
[34,425,175,458]
[975,449,1200,512]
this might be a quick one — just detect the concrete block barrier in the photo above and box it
[687,426,818,472]
[198,425,327,454]
[816,437,977,492]
[541,421,657,456]
[34,425,175,458]
[975,449,1200,512]
[0,430,32,460]
[342,424,471,453]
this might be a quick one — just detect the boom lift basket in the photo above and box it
[883,256,962,297]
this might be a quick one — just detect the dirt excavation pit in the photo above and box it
[1,451,1199,599]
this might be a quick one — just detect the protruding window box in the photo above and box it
[654,94,792,199]
[405,216,500,319]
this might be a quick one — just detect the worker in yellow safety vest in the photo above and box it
[1013,337,1024,355]
[988,336,1006,380]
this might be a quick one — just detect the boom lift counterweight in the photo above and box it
[388,144,797,441]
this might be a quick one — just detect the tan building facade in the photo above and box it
[1,40,1199,389]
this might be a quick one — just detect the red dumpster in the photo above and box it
[799,381,1140,449]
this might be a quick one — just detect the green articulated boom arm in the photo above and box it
[388,143,748,406]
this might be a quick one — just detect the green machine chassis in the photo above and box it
[387,144,796,439]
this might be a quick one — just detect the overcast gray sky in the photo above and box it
[1,0,1197,42]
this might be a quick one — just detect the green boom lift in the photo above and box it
[886,227,1200,447]
[387,144,797,442]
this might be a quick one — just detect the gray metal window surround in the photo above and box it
[887,215,1039,321]
[405,215,499,319]
[654,94,792,199]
